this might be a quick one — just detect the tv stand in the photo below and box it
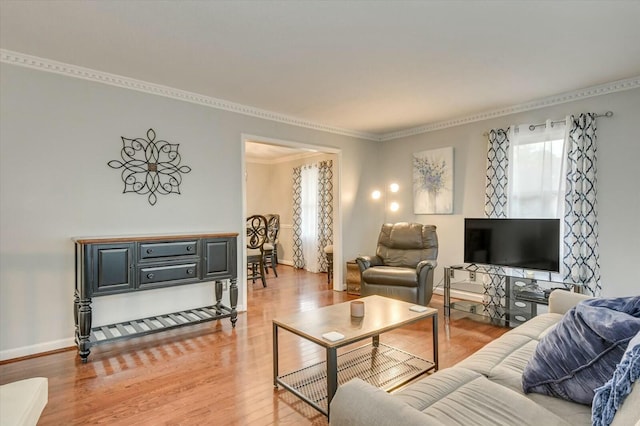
[73,232,238,362]
[444,264,582,327]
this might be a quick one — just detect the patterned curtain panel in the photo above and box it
[563,113,601,296]
[291,166,304,268]
[483,128,511,321]
[485,128,511,218]
[316,160,334,272]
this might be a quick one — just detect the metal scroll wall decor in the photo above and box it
[108,128,192,206]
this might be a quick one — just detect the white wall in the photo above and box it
[246,162,273,216]
[379,88,640,297]
[0,63,383,359]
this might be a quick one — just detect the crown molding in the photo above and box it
[2,49,638,143]
[380,76,640,141]
[0,49,380,141]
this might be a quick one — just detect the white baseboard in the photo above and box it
[0,337,75,361]
[278,259,294,266]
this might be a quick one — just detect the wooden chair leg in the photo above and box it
[271,253,278,278]
[263,251,277,278]
[259,257,267,287]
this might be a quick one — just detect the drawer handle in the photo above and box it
[515,301,527,308]
[515,315,527,322]
[146,249,153,254]
[187,269,194,275]
[147,273,154,279]
[186,246,193,251]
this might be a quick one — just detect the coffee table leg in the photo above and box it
[326,347,338,416]
[372,334,379,347]
[432,315,439,371]
[273,323,279,388]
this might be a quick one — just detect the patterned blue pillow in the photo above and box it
[522,296,640,405]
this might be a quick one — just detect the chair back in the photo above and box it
[376,222,438,268]
[265,214,280,244]
[246,215,268,250]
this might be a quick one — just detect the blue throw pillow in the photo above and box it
[522,296,640,405]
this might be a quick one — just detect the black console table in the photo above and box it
[73,232,238,362]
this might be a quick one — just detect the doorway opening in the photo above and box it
[240,134,343,309]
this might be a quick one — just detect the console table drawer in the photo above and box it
[139,263,199,287]
[139,241,198,260]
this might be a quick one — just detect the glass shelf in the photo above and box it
[444,264,583,327]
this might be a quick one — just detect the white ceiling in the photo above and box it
[1,1,639,138]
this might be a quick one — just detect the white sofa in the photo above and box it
[0,377,48,426]
[330,291,639,426]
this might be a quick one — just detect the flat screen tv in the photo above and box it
[464,218,560,272]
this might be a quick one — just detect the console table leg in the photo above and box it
[214,280,223,314]
[230,278,238,327]
[73,290,80,338]
[77,297,92,362]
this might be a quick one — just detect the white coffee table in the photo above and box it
[272,295,438,417]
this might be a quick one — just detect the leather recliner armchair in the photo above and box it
[356,222,438,306]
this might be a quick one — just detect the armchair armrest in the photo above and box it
[548,289,592,315]
[356,255,383,272]
[417,260,437,275]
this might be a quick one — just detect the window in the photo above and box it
[507,122,566,219]
[487,116,601,293]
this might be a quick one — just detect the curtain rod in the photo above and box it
[483,111,614,137]
[528,110,614,131]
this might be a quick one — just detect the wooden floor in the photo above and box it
[0,265,508,425]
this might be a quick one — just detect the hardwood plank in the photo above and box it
[0,265,508,425]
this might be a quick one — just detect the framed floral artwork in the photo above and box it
[413,147,453,214]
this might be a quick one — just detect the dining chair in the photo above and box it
[247,214,268,287]
[263,214,280,277]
